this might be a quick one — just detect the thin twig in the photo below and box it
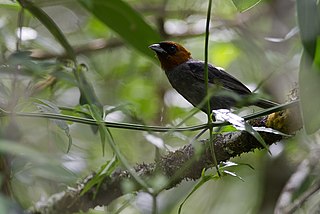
[0,100,299,133]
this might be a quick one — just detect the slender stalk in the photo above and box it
[243,100,299,121]
[0,109,223,132]
[204,0,220,175]
[204,0,212,118]
[152,193,158,214]
[16,8,24,51]
[0,100,298,134]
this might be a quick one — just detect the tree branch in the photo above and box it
[30,106,301,214]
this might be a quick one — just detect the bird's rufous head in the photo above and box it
[149,41,192,71]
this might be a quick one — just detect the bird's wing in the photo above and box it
[187,60,252,95]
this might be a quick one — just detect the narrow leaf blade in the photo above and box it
[35,99,73,152]
[19,0,75,59]
[297,0,320,134]
[79,0,161,58]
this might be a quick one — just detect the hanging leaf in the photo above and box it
[81,155,118,196]
[73,64,102,134]
[18,0,75,59]
[34,99,73,152]
[79,0,161,59]
[297,0,320,134]
[178,161,251,214]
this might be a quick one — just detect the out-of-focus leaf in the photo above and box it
[0,195,24,214]
[178,169,214,214]
[0,82,10,97]
[81,155,118,196]
[51,68,77,86]
[34,99,72,152]
[75,64,101,108]
[178,161,247,214]
[88,104,106,155]
[0,1,19,9]
[0,140,57,165]
[60,105,92,118]
[297,0,320,134]
[120,77,159,120]
[231,0,261,12]
[18,0,75,59]
[297,0,320,58]
[79,0,161,59]
[299,52,320,134]
[7,51,44,76]
[74,64,102,133]
[210,43,239,68]
[314,38,320,68]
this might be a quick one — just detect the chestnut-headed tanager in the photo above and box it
[149,41,278,113]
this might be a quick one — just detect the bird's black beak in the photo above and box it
[148,43,167,54]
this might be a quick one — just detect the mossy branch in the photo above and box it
[30,105,301,214]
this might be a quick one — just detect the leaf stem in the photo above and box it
[204,0,220,175]
[204,0,212,118]
[0,100,298,133]
[0,109,215,132]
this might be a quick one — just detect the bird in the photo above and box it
[149,41,278,113]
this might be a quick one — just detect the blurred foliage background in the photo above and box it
[0,0,319,213]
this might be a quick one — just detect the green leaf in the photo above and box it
[178,162,248,214]
[314,37,320,69]
[0,1,19,10]
[210,42,239,68]
[79,0,161,59]
[297,0,320,134]
[244,122,269,153]
[34,99,73,152]
[88,104,108,155]
[18,0,75,59]
[75,64,101,108]
[296,0,320,58]
[178,169,214,214]
[231,0,261,12]
[0,82,10,98]
[81,155,118,196]
[7,51,44,76]
[73,64,102,134]
[299,51,320,134]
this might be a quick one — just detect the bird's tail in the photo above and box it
[255,98,278,109]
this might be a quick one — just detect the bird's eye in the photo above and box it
[167,45,177,54]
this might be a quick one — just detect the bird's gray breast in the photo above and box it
[165,62,238,110]
[165,63,207,107]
